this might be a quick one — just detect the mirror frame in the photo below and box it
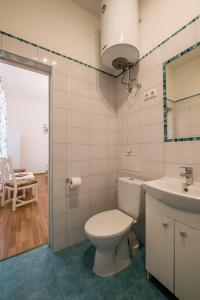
[163,41,200,142]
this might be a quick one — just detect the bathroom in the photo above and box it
[0,0,200,299]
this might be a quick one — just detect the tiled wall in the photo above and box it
[0,33,118,251]
[0,15,200,251]
[52,63,118,250]
[117,16,200,182]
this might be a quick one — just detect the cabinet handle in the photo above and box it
[162,221,168,227]
[180,231,187,237]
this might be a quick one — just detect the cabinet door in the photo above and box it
[175,222,200,300]
[146,207,174,292]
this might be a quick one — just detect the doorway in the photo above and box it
[0,59,49,260]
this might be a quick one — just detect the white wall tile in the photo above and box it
[141,161,164,179]
[90,114,108,130]
[53,197,67,217]
[108,159,118,173]
[90,84,107,101]
[141,104,163,126]
[127,128,140,144]
[53,108,66,126]
[67,127,89,144]
[109,131,117,145]
[90,145,108,160]
[67,93,89,113]
[138,47,162,77]
[67,60,90,81]
[67,144,90,161]
[67,76,89,97]
[67,208,90,229]
[90,129,108,145]
[90,159,108,175]
[90,189,109,207]
[53,90,67,108]
[67,192,90,212]
[127,111,140,128]
[90,98,108,116]
[165,141,200,164]
[108,145,118,158]
[67,110,89,128]
[53,180,67,198]
[53,126,66,144]
[53,215,67,235]
[90,174,109,191]
[140,65,163,91]
[53,233,69,251]
[53,144,66,162]
[140,123,163,143]
[67,161,90,177]
[109,118,117,131]
[68,227,86,245]
[53,162,66,180]
[141,143,164,162]
[53,72,67,91]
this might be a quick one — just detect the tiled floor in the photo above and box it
[0,240,175,300]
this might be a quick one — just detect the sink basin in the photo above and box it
[143,177,200,213]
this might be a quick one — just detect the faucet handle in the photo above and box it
[180,166,193,173]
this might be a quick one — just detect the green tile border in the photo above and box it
[163,41,200,143]
[0,30,115,78]
[116,14,200,78]
[1,14,199,80]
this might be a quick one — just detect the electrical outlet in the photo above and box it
[144,88,157,101]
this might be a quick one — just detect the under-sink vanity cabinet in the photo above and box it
[175,222,200,300]
[146,206,174,292]
[145,192,200,300]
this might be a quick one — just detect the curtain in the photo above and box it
[0,77,7,157]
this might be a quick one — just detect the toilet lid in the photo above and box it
[85,209,133,239]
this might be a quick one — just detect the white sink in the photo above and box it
[143,177,200,213]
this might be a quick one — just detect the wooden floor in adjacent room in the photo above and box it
[0,174,48,260]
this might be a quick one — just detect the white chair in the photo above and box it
[0,156,38,211]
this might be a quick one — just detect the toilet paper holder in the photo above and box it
[66,177,82,189]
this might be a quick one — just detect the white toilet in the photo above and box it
[85,177,144,277]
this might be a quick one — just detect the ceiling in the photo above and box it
[0,62,49,103]
[72,0,101,17]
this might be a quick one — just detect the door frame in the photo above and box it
[0,50,53,249]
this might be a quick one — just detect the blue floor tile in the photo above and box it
[0,240,175,300]
[27,282,64,300]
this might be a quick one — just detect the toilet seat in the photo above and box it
[85,209,134,239]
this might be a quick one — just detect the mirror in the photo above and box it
[163,44,200,141]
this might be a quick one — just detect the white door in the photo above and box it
[146,206,174,292]
[175,222,200,300]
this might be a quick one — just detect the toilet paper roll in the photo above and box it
[69,177,82,189]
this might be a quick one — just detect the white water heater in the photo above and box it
[101,0,139,70]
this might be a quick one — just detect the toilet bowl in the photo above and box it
[85,177,145,277]
[85,209,134,277]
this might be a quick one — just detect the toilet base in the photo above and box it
[93,236,131,277]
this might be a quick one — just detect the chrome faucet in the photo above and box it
[180,167,193,186]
